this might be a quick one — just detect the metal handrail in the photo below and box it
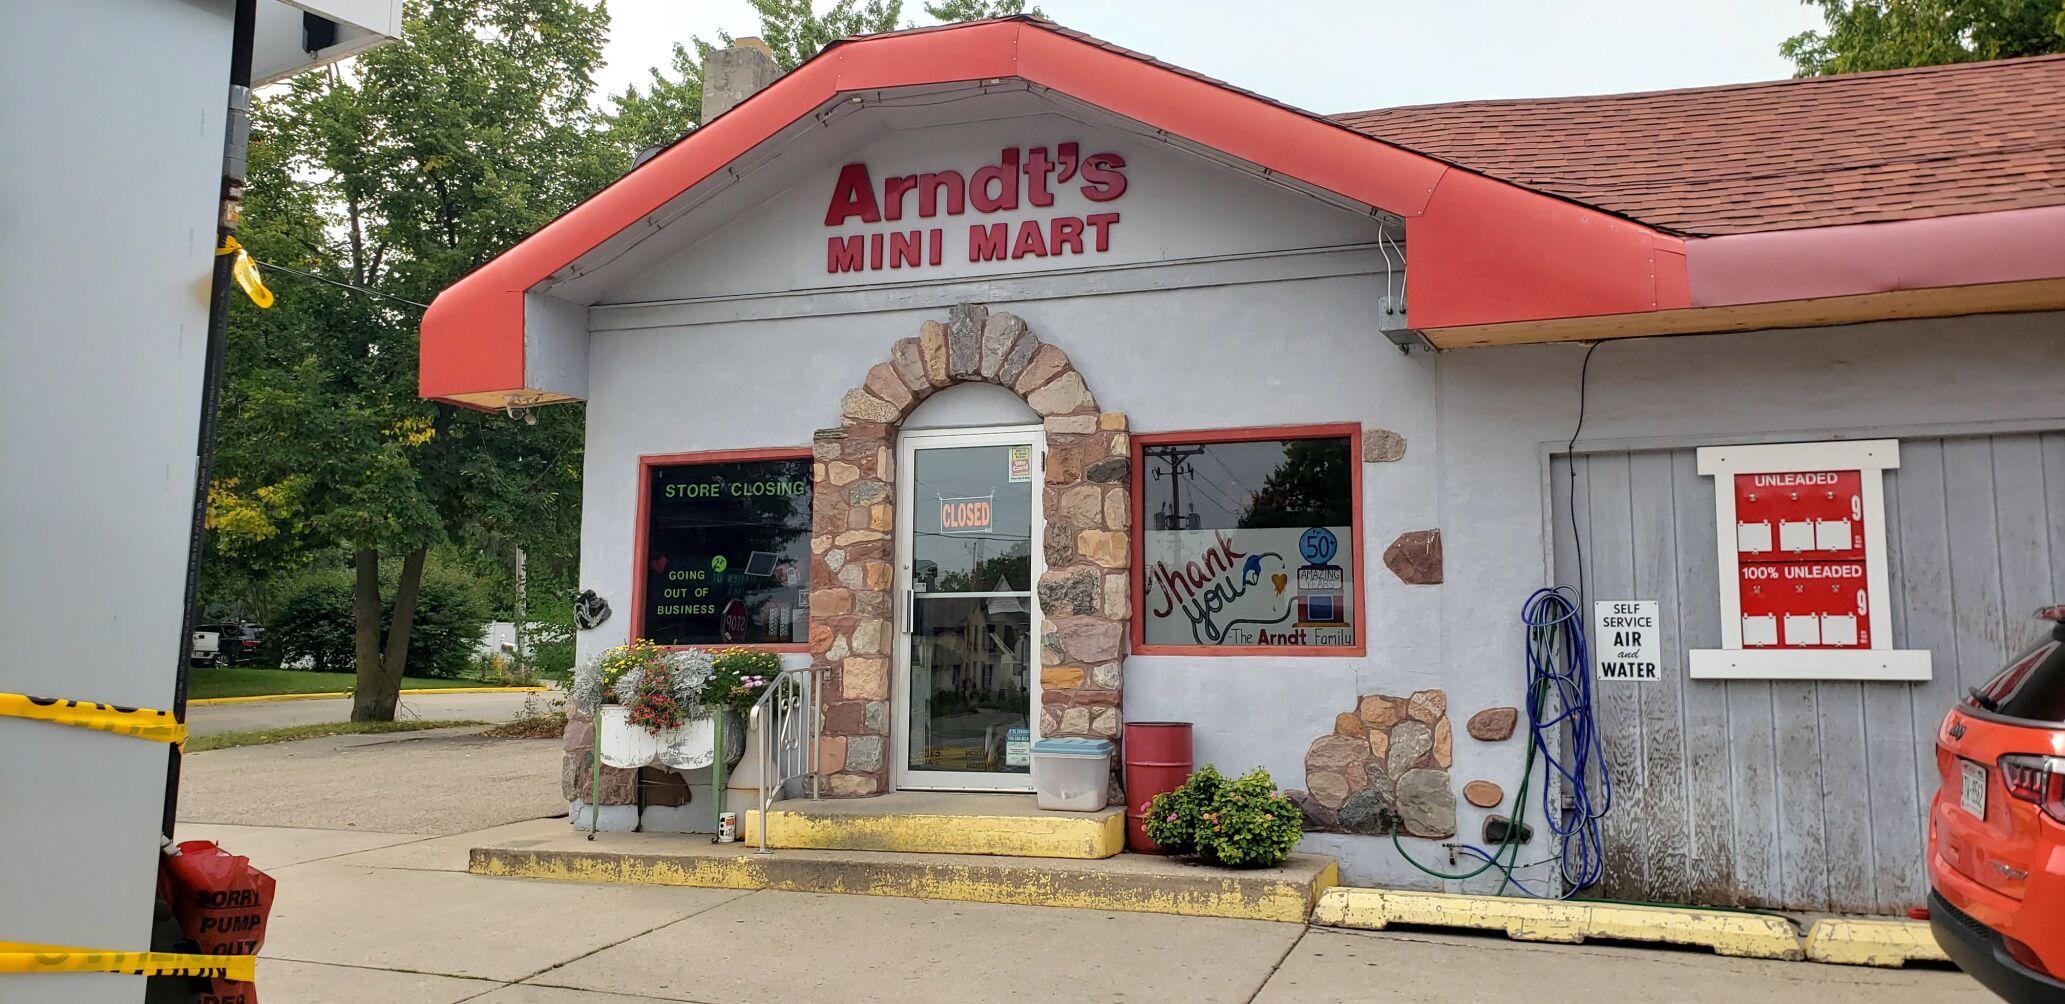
[749,665,818,854]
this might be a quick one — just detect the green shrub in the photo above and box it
[1143,764,1303,868]
[1143,763,1225,856]
[271,568,357,672]
[264,559,490,677]
[524,619,575,677]
[404,563,492,677]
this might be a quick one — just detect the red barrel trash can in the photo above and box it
[1123,722,1193,854]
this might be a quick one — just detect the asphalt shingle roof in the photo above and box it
[1330,54,2065,236]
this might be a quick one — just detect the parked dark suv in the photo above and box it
[1930,605,2065,1002]
[193,623,265,667]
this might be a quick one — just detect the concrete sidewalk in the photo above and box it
[187,689,555,736]
[169,819,1990,1003]
[171,724,1990,1002]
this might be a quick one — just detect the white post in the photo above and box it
[513,546,528,676]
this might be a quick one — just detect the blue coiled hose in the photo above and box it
[1391,585,1611,899]
[1516,586,1612,895]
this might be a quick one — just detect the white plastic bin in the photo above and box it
[1031,737,1114,812]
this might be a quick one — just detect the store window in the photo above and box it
[636,451,812,648]
[1132,426,1361,654]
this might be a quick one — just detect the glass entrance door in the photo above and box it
[893,426,1043,791]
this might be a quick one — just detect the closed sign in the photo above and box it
[939,495,994,534]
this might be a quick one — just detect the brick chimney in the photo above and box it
[701,37,782,122]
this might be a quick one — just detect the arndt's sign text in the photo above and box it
[824,143,1126,274]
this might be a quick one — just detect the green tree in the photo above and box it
[922,0,1042,21]
[739,0,905,69]
[1239,440,1354,531]
[1782,0,2065,75]
[606,39,712,157]
[221,0,604,721]
[606,0,1034,157]
[606,0,903,157]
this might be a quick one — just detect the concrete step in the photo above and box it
[1313,887,1805,960]
[741,791,1126,860]
[469,825,1337,923]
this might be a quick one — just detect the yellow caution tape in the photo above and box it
[0,693,188,746]
[0,942,254,980]
[216,236,274,308]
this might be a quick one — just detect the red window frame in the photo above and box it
[1129,423,1366,657]
[631,446,814,653]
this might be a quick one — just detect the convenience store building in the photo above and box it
[421,18,2065,910]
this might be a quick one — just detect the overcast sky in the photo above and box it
[597,0,1828,112]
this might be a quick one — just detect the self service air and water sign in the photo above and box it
[1594,601,1661,681]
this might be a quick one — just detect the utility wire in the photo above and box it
[1566,341,1602,603]
[255,258,431,309]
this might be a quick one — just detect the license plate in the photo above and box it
[1960,759,1987,819]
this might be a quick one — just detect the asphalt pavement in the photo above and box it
[169,730,1993,1003]
[178,728,565,833]
[187,689,555,736]
[173,815,1994,1003]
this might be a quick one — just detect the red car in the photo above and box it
[1930,605,2065,1002]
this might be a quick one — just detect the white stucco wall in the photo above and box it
[0,1,234,999]
[568,105,2065,888]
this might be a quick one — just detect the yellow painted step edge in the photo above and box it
[1311,887,1804,961]
[188,685,548,706]
[743,808,1125,859]
[1803,917,1948,967]
[470,847,1335,923]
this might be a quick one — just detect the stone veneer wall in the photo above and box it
[811,303,1132,797]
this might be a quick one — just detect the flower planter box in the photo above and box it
[597,705,744,771]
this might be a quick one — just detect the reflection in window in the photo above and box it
[1138,435,1356,649]
[641,457,811,646]
[911,445,1033,593]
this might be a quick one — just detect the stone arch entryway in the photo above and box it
[809,303,1131,797]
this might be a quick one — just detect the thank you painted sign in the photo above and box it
[1141,526,1354,647]
[823,142,1127,274]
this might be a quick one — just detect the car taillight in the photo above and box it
[1998,754,2065,823]
[242,640,259,649]
[2004,934,2053,977]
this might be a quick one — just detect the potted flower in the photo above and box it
[702,647,781,774]
[701,647,783,720]
[573,640,718,770]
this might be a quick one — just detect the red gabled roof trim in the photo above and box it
[421,17,1685,404]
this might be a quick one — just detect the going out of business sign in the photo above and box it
[641,458,811,646]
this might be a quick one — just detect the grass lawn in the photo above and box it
[188,667,487,700]
[187,719,485,752]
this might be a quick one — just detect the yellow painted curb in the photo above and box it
[188,686,548,706]
[470,845,1335,923]
[1803,918,1948,967]
[743,806,1125,860]
[1312,887,1804,960]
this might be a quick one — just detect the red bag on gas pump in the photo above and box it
[161,839,275,1004]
